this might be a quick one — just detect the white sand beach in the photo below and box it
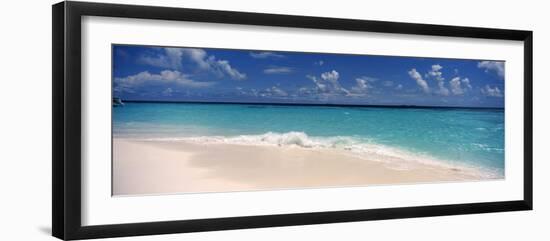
[112,138,489,196]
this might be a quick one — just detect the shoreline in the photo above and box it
[113,138,498,196]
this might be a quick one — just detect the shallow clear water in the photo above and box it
[113,102,504,176]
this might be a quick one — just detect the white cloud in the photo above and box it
[350,76,377,95]
[306,70,350,95]
[261,86,288,97]
[321,70,339,83]
[236,88,260,97]
[481,85,503,97]
[449,77,464,95]
[213,59,247,80]
[263,66,293,74]
[408,68,430,93]
[436,83,449,95]
[179,48,210,69]
[461,78,472,89]
[235,86,245,95]
[138,48,209,70]
[409,65,454,96]
[138,49,182,69]
[449,77,473,95]
[114,70,214,93]
[315,60,324,66]
[140,48,246,80]
[428,64,449,96]
[430,64,443,73]
[249,51,284,59]
[306,75,328,93]
[478,61,505,78]
[355,78,369,90]
[182,49,247,80]
[357,76,378,83]
[305,76,321,90]
[395,84,403,90]
[162,48,186,69]
[298,87,314,95]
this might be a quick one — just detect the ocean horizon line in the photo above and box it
[117,99,504,110]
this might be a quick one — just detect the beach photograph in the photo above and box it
[112,45,505,196]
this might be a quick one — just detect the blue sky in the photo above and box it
[113,45,505,107]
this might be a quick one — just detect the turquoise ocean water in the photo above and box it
[113,102,504,177]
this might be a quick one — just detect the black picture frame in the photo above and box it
[52,1,533,240]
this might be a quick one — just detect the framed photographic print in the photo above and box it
[52,1,533,240]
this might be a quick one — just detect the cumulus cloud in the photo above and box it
[306,75,327,93]
[306,70,350,95]
[138,48,183,69]
[355,78,369,90]
[449,77,464,95]
[213,59,247,80]
[261,86,288,97]
[461,78,472,89]
[263,66,293,74]
[321,70,339,82]
[350,76,377,95]
[478,61,505,78]
[408,68,430,93]
[449,76,473,95]
[182,48,247,80]
[249,51,284,59]
[481,85,503,97]
[114,70,214,93]
[179,48,210,69]
[138,48,208,70]
[428,64,443,76]
[236,87,261,97]
[139,48,247,80]
[427,64,449,96]
[315,60,324,66]
[298,87,313,95]
[409,65,459,96]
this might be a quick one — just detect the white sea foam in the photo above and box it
[471,143,504,152]
[146,131,363,150]
[139,131,502,179]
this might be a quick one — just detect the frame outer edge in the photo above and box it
[65,1,85,239]
[53,1,534,240]
[52,1,66,240]
[523,31,533,210]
